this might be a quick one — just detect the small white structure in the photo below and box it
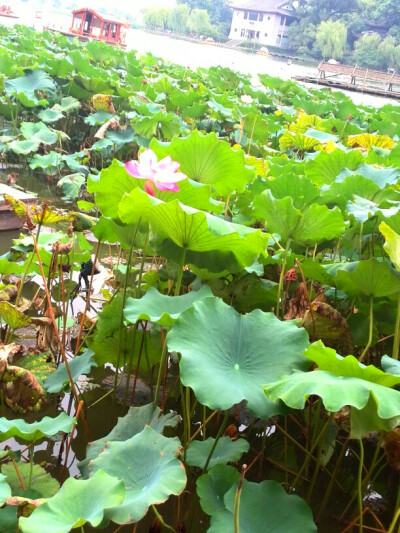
[228,0,297,48]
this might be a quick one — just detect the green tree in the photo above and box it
[168,5,190,34]
[177,0,231,36]
[290,0,359,24]
[316,20,347,59]
[287,20,317,55]
[143,8,170,30]
[189,9,212,35]
[379,36,397,68]
[353,33,382,69]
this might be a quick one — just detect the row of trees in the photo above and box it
[143,1,231,41]
[287,0,400,69]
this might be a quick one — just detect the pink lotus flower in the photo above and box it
[125,149,187,197]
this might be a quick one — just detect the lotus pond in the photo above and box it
[0,23,399,533]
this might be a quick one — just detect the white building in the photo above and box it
[228,0,297,48]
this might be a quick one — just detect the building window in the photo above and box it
[264,33,268,37]
[249,11,258,21]
[234,28,237,32]
[276,33,282,45]
[280,16,286,26]
[256,31,260,39]
[244,11,248,19]
[259,13,263,21]
[241,29,245,37]
[268,16,271,20]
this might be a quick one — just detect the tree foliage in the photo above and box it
[316,20,347,60]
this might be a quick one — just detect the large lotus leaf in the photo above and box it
[305,149,364,186]
[304,341,400,387]
[197,465,240,516]
[84,110,113,126]
[43,349,97,393]
[52,96,81,114]
[0,302,31,329]
[168,297,310,418]
[150,131,255,196]
[119,189,267,273]
[279,131,321,153]
[380,222,400,270]
[0,413,74,442]
[7,139,39,156]
[339,163,400,188]
[334,258,400,299]
[0,507,18,533]
[37,108,64,123]
[266,173,319,211]
[29,151,63,171]
[0,473,11,505]
[350,395,400,439]
[88,426,186,524]
[381,355,400,376]
[79,403,180,477]
[124,286,213,327]
[57,173,85,200]
[208,478,317,533]
[5,70,56,107]
[186,437,249,470]
[19,470,125,533]
[20,122,58,145]
[253,191,344,245]
[320,175,384,212]
[347,133,395,150]
[2,463,59,499]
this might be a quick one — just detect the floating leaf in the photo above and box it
[0,413,74,442]
[186,437,249,470]
[43,349,97,393]
[124,285,213,327]
[19,470,125,533]
[5,70,56,107]
[168,296,310,418]
[88,426,186,524]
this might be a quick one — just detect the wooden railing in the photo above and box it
[317,61,400,91]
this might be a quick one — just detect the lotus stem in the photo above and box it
[359,297,374,363]
[388,487,400,533]
[202,412,229,472]
[154,328,168,408]
[234,464,247,533]
[357,439,364,533]
[11,457,25,491]
[276,238,291,318]
[151,505,177,533]
[136,230,150,298]
[129,326,146,406]
[175,248,187,296]
[393,293,400,360]
[28,443,34,489]
[122,325,137,407]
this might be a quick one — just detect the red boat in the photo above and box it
[60,8,129,48]
[0,5,18,18]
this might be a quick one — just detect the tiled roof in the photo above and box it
[229,0,294,13]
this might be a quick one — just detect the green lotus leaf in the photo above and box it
[84,110,113,126]
[79,403,180,477]
[37,108,64,123]
[2,463,59,499]
[253,191,344,245]
[20,122,58,145]
[106,126,136,145]
[19,470,125,533]
[333,258,400,299]
[0,302,31,329]
[57,173,85,200]
[197,465,240,516]
[380,221,400,270]
[0,259,26,276]
[266,172,319,211]
[186,437,249,470]
[7,139,39,156]
[150,130,255,196]
[0,507,18,533]
[265,342,400,433]
[0,473,11,505]
[88,426,186,524]
[52,96,81,114]
[207,477,317,533]
[305,149,364,186]
[0,413,74,442]
[43,349,97,393]
[168,297,310,418]
[90,138,113,152]
[319,174,384,212]
[119,189,267,274]
[29,151,63,171]
[5,69,56,107]
[124,286,213,327]
[341,163,400,188]
[381,355,400,376]
[279,131,321,153]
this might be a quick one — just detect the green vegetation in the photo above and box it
[0,23,399,533]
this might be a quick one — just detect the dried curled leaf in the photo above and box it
[347,133,395,151]
[91,94,115,113]
[382,428,400,473]
[302,301,352,353]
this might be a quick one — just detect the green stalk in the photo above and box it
[28,443,34,489]
[359,297,374,363]
[175,248,187,296]
[357,439,364,533]
[388,485,400,533]
[151,505,177,533]
[122,325,137,407]
[154,328,168,407]
[185,386,191,445]
[306,414,334,503]
[234,465,247,533]
[136,230,150,298]
[393,293,400,360]
[202,413,229,472]
[276,239,291,318]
